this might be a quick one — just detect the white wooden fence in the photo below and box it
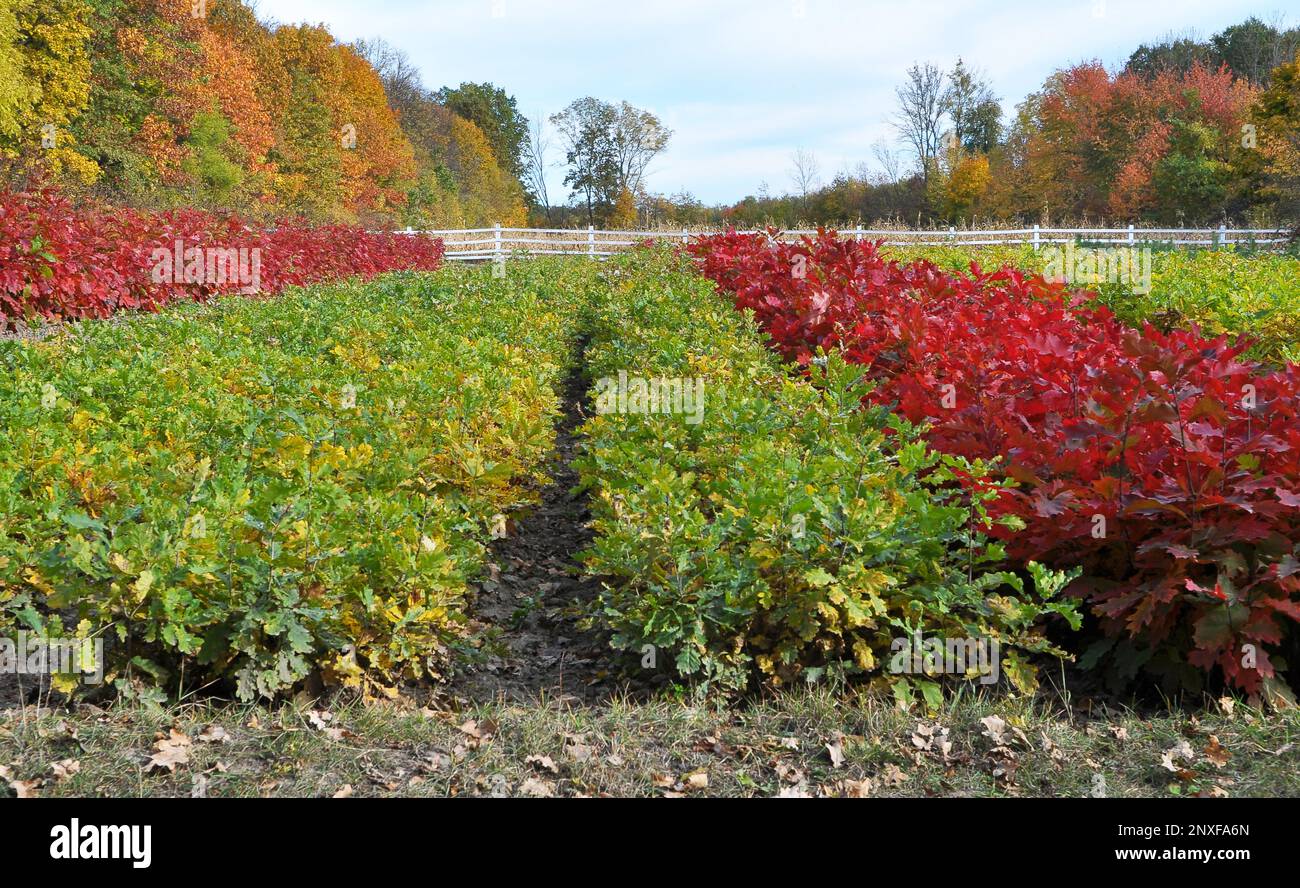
[408,224,1293,262]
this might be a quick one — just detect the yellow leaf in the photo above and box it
[132,570,156,603]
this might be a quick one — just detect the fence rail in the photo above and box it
[403,224,1294,261]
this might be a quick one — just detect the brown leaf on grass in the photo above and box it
[332,784,354,799]
[979,715,1007,745]
[838,778,875,798]
[1039,732,1067,763]
[1217,696,1236,719]
[774,760,805,785]
[1108,725,1130,742]
[457,719,499,746]
[879,763,907,787]
[191,774,208,799]
[1160,739,1195,772]
[825,733,846,769]
[9,778,41,798]
[518,777,554,798]
[2,765,41,798]
[307,710,355,742]
[197,725,230,744]
[563,734,594,763]
[683,770,709,791]
[1204,735,1231,768]
[526,755,559,774]
[777,785,812,798]
[50,759,80,782]
[147,728,192,773]
[912,723,954,758]
[651,773,676,788]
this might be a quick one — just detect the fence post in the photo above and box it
[1128,224,1135,246]
[949,226,956,242]
[682,227,688,245]
[494,223,502,263]
[1218,224,1227,250]
[1032,224,1040,252]
[588,225,595,258]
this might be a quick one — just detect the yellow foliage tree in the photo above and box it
[927,138,992,222]
[609,187,638,228]
[3,0,96,183]
[1251,49,1300,216]
[444,114,527,226]
[0,1,32,145]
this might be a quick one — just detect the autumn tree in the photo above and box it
[2,0,96,184]
[1245,48,1300,225]
[552,97,670,225]
[435,82,529,181]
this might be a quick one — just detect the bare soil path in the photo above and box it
[447,353,653,706]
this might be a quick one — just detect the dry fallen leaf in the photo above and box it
[777,785,812,798]
[683,770,709,790]
[774,760,804,785]
[979,715,1007,745]
[518,777,554,798]
[307,710,354,742]
[457,719,499,746]
[912,722,953,758]
[197,725,230,744]
[526,754,559,774]
[50,759,80,782]
[563,737,594,763]
[147,728,192,774]
[2,765,40,798]
[840,778,874,798]
[1204,735,1231,768]
[826,734,846,769]
[1160,739,1195,772]
[332,784,354,798]
[1039,731,1067,763]
[8,778,41,798]
[879,763,907,787]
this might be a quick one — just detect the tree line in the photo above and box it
[0,0,674,230]
[655,16,1300,230]
[3,5,1294,230]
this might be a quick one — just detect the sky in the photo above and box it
[253,0,1292,205]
